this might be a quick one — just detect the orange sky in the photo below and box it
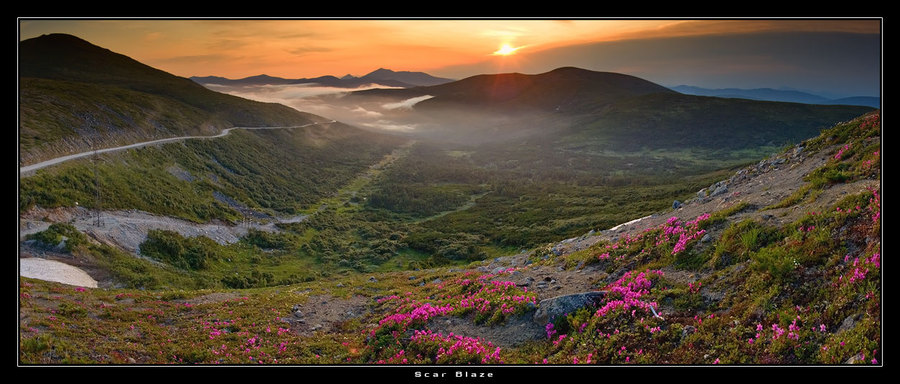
[17,18,881,80]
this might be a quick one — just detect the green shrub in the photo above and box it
[139,230,218,270]
[25,222,88,252]
[751,246,797,281]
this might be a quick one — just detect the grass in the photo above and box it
[19,107,880,365]
[18,165,881,366]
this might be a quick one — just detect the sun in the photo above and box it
[493,43,521,56]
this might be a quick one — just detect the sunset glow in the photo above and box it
[17,18,881,96]
[493,44,521,56]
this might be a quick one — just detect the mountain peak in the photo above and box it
[359,68,454,87]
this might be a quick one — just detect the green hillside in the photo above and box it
[19,33,323,165]
[19,112,881,367]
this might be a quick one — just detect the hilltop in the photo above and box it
[19,33,326,165]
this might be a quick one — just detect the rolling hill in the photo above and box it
[336,67,875,148]
[18,33,328,165]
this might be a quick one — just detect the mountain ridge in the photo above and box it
[670,84,880,108]
[191,68,454,89]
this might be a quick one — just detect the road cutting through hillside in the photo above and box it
[19,120,336,175]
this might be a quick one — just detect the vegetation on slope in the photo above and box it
[20,123,405,223]
[19,112,881,366]
[19,33,323,164]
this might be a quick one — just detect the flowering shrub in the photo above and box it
[595,269,663,318]
[362,268,536,364]
[592,214,711,268]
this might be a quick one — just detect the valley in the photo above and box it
[18,33,881,368]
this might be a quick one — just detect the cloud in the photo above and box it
[382,95,434,110]
[361,120,420,132]
[351,106,382,117]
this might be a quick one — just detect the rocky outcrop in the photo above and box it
[533,291,607,326]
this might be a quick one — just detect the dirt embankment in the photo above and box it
[18,206,293,254]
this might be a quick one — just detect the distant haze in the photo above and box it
[437,31,881,99]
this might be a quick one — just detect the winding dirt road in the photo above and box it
[19,121,335,175]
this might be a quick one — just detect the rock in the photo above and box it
[710,184,728,197]
[844,352,866,364]
[697,188,708,199]
[368,276,377,283]
[673,200,683,210]
[838,313,863,333]
[701,233,712,243]
[431,278,442,285]
[292,308,304,318]
[491,267,506,275]
[682,325,697,339]
[533,291,607,326]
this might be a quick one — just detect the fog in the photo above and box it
[204,83,429,131]
[202,82,583,145]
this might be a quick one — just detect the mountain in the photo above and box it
[351,66,675,112]
[19,33,327,165]
[356,68,455,87]
[191,68,454,89]
[671,85,880,108]
[190,74,300,86]
[333,67,875,149]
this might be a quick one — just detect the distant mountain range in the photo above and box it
[191,68,455,89]
[670,85,880,108]
[19,33,877,162]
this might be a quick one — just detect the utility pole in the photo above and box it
[92,146,103,227]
